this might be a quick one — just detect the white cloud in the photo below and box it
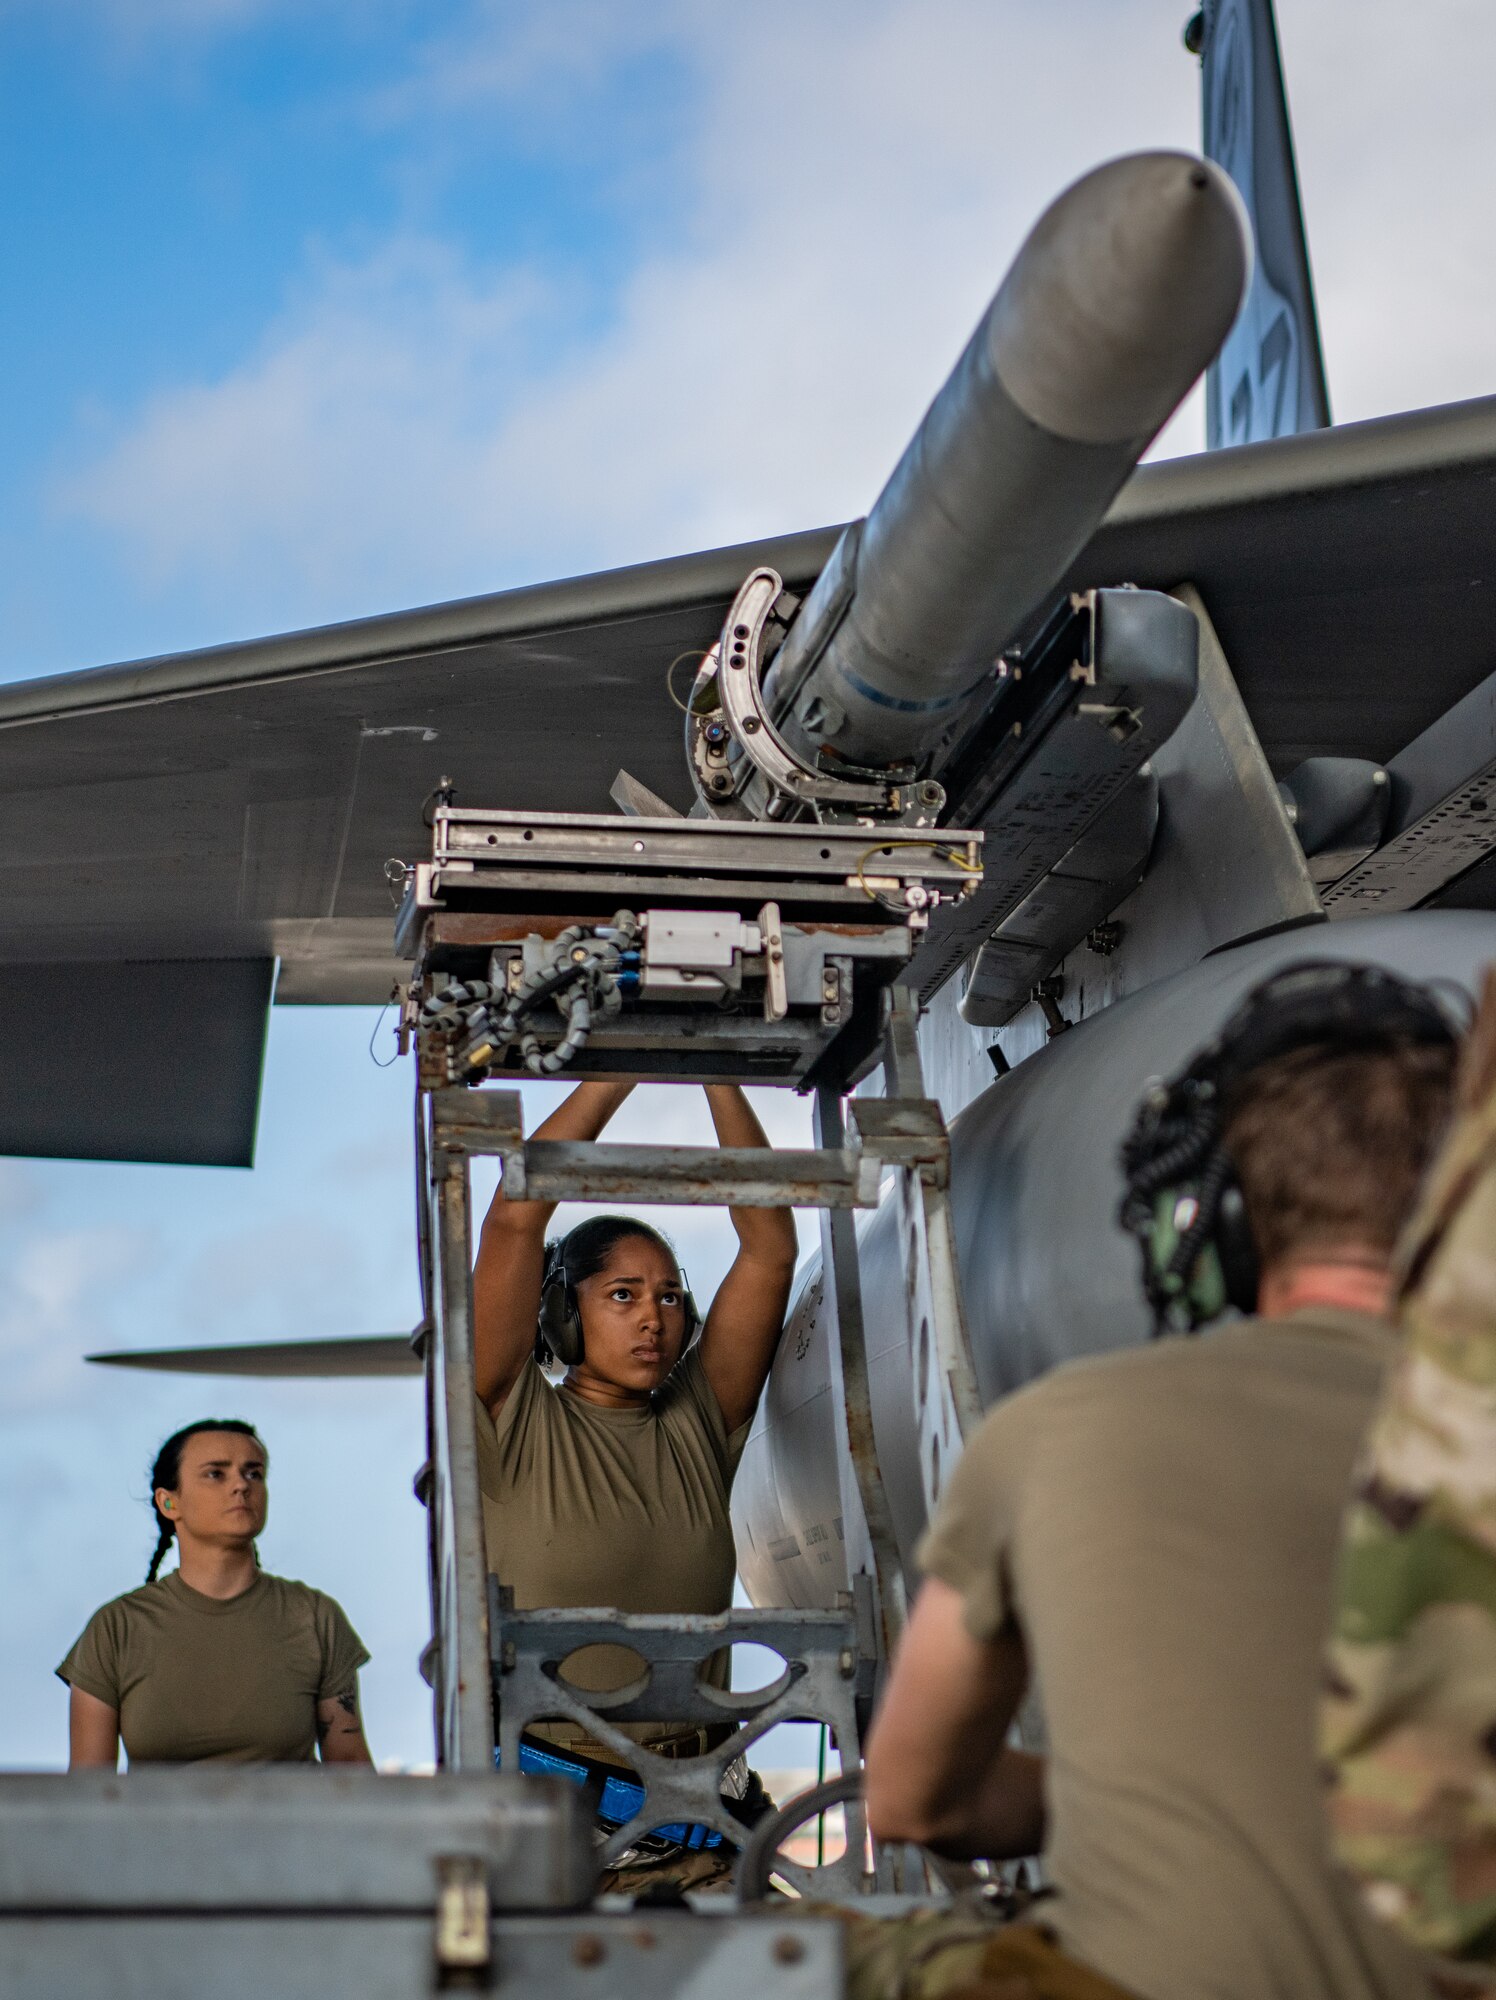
[0,1218,156,1413]
[59,239,562,619]
[55,0,1205,635]
[1275,0,1496,422]
[50,0,1496,643]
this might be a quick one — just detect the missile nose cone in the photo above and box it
[990,151,1251,447]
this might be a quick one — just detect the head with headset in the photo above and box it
[537,1212,701,1391]
[1119,959,1461,1334]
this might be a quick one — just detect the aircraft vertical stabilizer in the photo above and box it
[1192,0,1331,446]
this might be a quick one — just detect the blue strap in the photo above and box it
[493,1739,722,1850]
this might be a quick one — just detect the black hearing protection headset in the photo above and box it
[1118,959,1459,1335]
[536,1235,702,1369]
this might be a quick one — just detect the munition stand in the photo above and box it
[402,802,986,1892]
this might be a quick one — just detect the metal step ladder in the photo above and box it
[401,803,986,1890]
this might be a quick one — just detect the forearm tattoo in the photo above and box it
[317,1688,362,1743]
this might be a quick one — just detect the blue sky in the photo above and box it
[2,0,1493,1771]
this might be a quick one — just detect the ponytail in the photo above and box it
[145,1518,175,1584]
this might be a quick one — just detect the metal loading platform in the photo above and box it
[403,801,990,1907]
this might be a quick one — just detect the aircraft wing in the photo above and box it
[2,392,1493,1166]
[86,1336,421,1378]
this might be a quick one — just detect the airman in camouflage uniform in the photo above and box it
[1323,970,1496,1975]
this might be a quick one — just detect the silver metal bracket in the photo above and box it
[687,566,945,827]
[491,1584,878,1898]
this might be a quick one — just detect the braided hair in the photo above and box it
[146,1419,264,1583]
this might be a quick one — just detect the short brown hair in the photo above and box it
[1222,1040,1456,1270]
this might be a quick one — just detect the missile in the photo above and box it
[764,152,1251,772]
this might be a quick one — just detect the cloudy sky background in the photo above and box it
[1,0,1492,1769]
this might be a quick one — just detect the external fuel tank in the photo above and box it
[733,910,1496,1609]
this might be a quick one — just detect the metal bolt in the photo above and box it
[573,1936,606,1967]
[773,1934,806,1965]
[734,624,749,639]
[743,716,761,732]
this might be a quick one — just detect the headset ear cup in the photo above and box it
[538,1272,584,1369]
[1214,1181,1260,1316]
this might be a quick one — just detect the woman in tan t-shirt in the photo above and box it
[59,1419,372,1769]
[473,1081,796,1882]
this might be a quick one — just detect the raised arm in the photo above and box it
[696,1085,798,1434]
[472,1080,634,1410]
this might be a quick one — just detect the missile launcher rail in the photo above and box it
[398,801,982,1091]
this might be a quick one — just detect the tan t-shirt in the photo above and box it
[57,1569,369,1766]
[475,1349,748,1713]
[918,1308,1437,2000]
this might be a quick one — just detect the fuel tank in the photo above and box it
[733,910,1496,1608]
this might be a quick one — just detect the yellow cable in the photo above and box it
[854,838,982,909]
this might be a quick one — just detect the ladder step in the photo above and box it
[427,1087,951,1205]
[501,1141,879,1208]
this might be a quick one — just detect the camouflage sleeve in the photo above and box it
[1322,982,1496,1963]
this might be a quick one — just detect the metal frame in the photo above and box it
[492,1585,877,1896]
[685,565,940,824]
[417,999,984,1799]
[407,799,987,1907]
[417,1097,496,1770]
[399,805,981,951]
[400,807,982,1092]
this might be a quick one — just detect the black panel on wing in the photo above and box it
[0,957,271,1166]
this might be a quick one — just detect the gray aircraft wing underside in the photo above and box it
[87,1335,421,1378]
[2,391,1494,1166]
